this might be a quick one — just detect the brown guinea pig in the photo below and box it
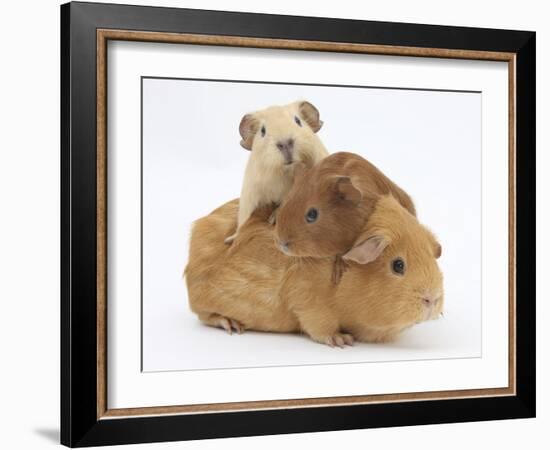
[274,151,416,260]
[185,195,443,346]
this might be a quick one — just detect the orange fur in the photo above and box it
[185,195,443,346]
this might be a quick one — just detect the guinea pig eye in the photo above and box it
[305,207,318,223]
[391,258,406,275]
[260,125,266,137]
[294,116,302,127]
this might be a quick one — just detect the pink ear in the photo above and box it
[334,177,362,205]
[342,235,387,264]
[239,114,259,150]
[298,101,323,133]
[434,242,442,259]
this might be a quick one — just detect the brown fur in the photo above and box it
[275,152,416,260]
[185,195,443,346]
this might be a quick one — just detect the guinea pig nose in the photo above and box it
[422,297,435,307]
[276,139,295,152]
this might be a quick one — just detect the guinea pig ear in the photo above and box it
[328,176,362,206]
[239,114,259,150]
[298,101,323,133]
[426,228,442,259]
[342,235,388,265]
[434,242,442,259]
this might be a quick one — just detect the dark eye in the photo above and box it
[294,116,302,127]
[261,125,266,137]
[391,258,405,275]
[305,208,318,223]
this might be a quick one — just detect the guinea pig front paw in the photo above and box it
[267,209,278,225]
[317,333,354,348]
[224,233,237,245]
[215,315,245,335]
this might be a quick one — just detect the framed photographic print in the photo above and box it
[60,1,536,447]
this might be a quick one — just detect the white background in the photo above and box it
[110,42,508,409]
[142,78,483,371]
[0,0,546,449]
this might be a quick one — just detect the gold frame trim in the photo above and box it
[96,29,517,420]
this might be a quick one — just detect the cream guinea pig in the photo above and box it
[224,101,329,244]
[185,195,444,346]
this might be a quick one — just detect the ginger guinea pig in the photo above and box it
[185,195,443,346]
[324,194,443,344]
[275,151,416,259]
[224,100,329,244]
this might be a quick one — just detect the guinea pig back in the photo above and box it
[185,199,301,334]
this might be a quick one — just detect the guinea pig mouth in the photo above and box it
[279,244,292,255]
[413,295,443,323]
[274,238,292,255]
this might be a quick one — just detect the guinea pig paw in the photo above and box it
[229,319,245,334]
[217,316,245,335]
[324,333,354,348]
[267,209,278,225]
[224,234,236,245]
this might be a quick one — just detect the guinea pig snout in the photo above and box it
[422,296,439,307]
[276,138,295,164]
[421,292,443,320]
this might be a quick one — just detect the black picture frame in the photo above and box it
[61,1,535,447]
